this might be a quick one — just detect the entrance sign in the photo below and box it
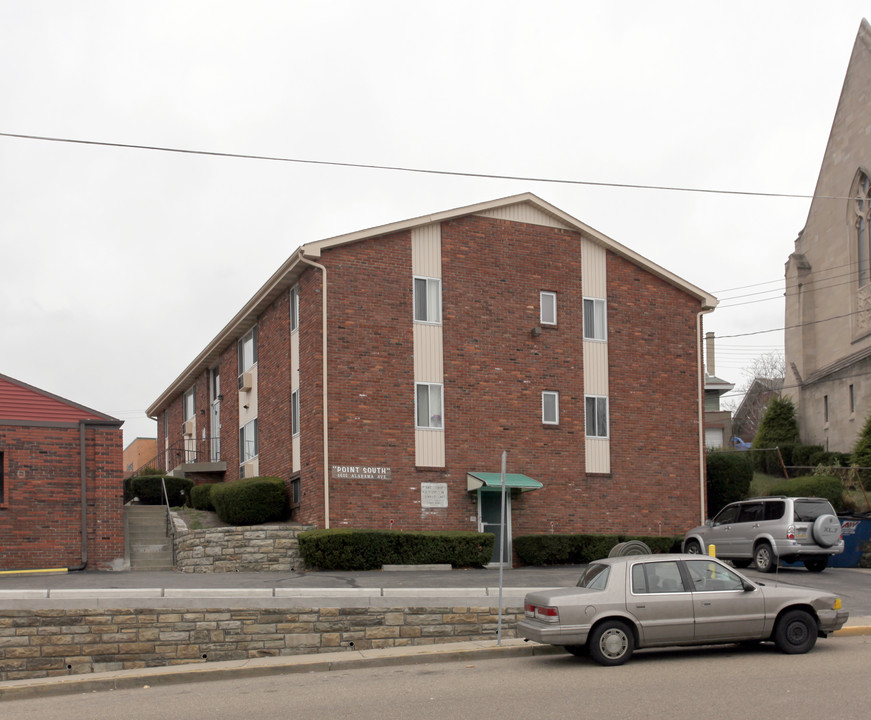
[330,465,391,480]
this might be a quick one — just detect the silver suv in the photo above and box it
[682,497,844,573]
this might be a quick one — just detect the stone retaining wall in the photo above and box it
[174,525,314,573]
[0,605,523,681]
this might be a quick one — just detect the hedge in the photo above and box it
[189,483,216,511]
[768,474,845,512]
[130,475,194,507]
[706,451,753,516]
[210,476,289,525]
[513,533,681,566]
[298,529,494,570]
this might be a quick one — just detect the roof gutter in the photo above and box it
[296,250,331,529]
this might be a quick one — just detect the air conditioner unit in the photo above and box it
[242,462,256,478]
[182,419,195,436]
[238,371,254,392]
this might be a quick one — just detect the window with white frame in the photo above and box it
[290,286,299,332]
[583,298,607,340]
[585,396,609,438]
[239,419,258,463]
[414,277,442,324]
[183,389,195,422]
[291,389,300,436]
[416,382,444,429]
[238,327,258,374]
[542,391,559,425]
[854,170,871,288]
[540,291,557,326]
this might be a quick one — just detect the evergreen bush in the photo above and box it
[210,476,289,525]
[752,396,800,474]
[705,451,753,516]
[130,475,194,506]
[189,483,216,511]
[768,474,844,512]
[851,412,871,489]
[512,533,681,566]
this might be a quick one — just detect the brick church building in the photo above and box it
[147,193,717,561]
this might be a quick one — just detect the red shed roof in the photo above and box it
[0,373,120,425]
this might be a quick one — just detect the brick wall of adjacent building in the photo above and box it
[0,424,124,571]
[156,215,704,536]
[0,605,523,681]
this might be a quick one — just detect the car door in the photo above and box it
[626,560,695,646]
[683,559,765,641]
[704,503,742,556]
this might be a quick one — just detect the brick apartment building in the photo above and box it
[147,193,717,561]
[0,373,124,571]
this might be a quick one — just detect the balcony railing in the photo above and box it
[128,437,223,478]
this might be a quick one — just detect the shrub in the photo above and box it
[130,475,194,506]
[792,444,824,467]
[768,474,845,512]
[210,476,289,526]
[512,534,681,566]
[752,396,800,474]
[706,451,753,516]
[297,529,494,570]
[189,483,216,511]
[851,412,871,489]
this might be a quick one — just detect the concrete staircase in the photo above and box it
[126,504,174,571]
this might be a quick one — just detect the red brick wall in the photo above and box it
[0,423,124,570]
[155,215,704,538]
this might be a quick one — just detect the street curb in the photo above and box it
[0,640,561,701]
[833,625,871,637]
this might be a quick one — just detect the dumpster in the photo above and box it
[829,513,871,568]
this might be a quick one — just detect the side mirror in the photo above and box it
[705,519,713,527]
[742,580,756,592]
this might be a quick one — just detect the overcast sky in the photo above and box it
[1,1,869,448]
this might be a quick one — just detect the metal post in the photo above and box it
[497,450,507,645]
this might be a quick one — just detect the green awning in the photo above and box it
[466,472,543,492]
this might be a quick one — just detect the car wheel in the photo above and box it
[588,620,635,666]
[812,514,841,548]
[684,539,702,555]
[564,645,588,657]
[754,542,776,573]
[773,609,818,654]
[804,556,828,573]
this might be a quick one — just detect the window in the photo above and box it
[290,286,299,332]
[415,383,444,429]
[239,419,258,463]
[542,391,559,425]
[850,384,855,415]
[290,476,301,505]
[824,395,829,424]
[855,170,871,287]
[583,298,607,340]
[414,277,442,324]
[712,504,740,526]
[685,560,745,592]
[291,389,300,436]
[0,451,4,505]
[540,291,557,325]
[631,561,685,594]
[585,396,609,438]
[183,389,195,422]
[238,327,258,374]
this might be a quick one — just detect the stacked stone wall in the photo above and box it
[174,526,314,573]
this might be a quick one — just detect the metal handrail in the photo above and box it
[128,437,222,478]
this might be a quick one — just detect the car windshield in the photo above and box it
[794,500,836,522]
[577,563,610,589]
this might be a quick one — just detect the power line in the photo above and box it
[0,130,865,201]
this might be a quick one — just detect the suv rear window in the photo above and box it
[793,500,835,522]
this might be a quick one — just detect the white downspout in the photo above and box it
[298,251,331,529]
[696,308,715,524]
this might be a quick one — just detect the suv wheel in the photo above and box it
[754,542,776,573]
[804,556,828,573]
[684,539,702,554]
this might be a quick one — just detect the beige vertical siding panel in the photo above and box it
[412,224,445,467]
[412,224,442,277]
[585,438,611,474]
[475,205,571,230]
[583,341,609,395]
[582,239,610,474]
[413,324,444,382]
[415,429,446,467]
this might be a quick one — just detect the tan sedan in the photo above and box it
[518,554,848,665]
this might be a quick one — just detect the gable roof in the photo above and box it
[146,192,717,416]
[0,373,121,426]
